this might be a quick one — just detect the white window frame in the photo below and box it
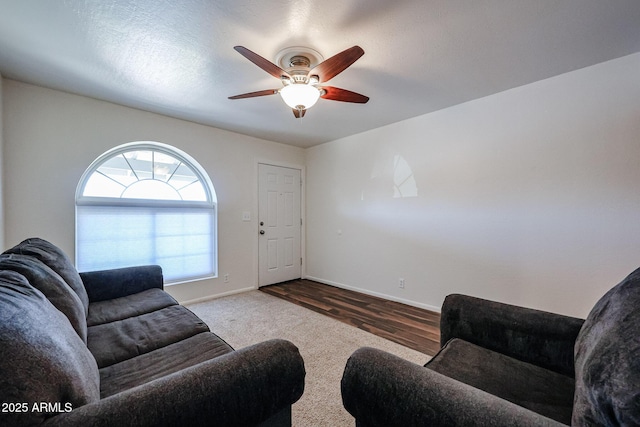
[75,141,217,284]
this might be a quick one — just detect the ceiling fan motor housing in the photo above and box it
[287,56,313,83]
[288,55,311,68]
[275,46,324,68]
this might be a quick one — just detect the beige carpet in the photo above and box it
[188,290,429,427]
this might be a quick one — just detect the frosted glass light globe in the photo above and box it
[280,84,321,109]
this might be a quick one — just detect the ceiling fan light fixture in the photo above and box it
[279,83,320,110]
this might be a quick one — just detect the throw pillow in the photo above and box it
[0,271,99,426]
[0,254,87,343]
[4,238,89,316]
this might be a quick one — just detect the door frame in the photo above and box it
[254,159,305,288]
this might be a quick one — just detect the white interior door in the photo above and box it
[258,164,302,287]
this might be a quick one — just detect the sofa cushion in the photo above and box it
[4,237,89,316]
[0,271,99,426]
[425,338,574,424]
[88,288,178,326]
[572,267,640,425]
[99,332,234,398]
[88,304,210,368]
[0,254,87,342]
[80,265,164,303]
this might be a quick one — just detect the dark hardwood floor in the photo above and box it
[260,279,441,356]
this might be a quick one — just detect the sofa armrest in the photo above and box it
[341,347,564,427]
[43,339,305,427]
[440,294,584,376]
[80,265,164,302]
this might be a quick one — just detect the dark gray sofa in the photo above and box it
[0,238,305,426]
[341,267,640,426]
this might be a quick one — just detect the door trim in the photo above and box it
[254,159,305,288]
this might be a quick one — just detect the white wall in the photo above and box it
[306,53,640,318]
[2,80,305,303]
[3,53,639,316]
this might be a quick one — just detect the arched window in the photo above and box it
[76,142,217,284]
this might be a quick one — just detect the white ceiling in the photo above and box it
[1,1,639,148]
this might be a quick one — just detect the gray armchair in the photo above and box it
[341,268,640,426]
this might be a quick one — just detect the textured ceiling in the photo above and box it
[0,0,639,148]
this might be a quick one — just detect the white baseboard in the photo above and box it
[304,276,441,313]
[181,286,256,306]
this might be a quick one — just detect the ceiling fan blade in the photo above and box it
[320,86,369,103]
[292,108,306,118]
[308,46,364,83]
[234,46,291,80]
[228,89,279,100]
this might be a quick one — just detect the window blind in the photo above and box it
[76,204,215,283]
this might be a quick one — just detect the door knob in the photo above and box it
[260,230,265,235]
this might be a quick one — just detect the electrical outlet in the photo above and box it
[399,278,405,289]
[224,274,229,283]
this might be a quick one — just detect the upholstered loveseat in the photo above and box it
[0,238,305,426]
[341,267,640,426]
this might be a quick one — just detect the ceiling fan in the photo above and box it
[228,45,369,118]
